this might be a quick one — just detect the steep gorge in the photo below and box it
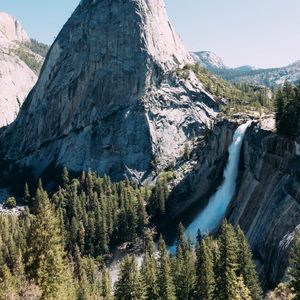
[165,119,300,287]
[228,125,300,287]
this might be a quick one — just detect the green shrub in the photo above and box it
[5,197,17,209]
[13,47,42,74]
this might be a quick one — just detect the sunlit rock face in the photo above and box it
[1,0,218,181]
[0,12,30,43]
[0,12,37,127]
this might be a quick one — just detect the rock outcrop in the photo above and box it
[0,12,39,127]
[168,120,235,216]
[162,120,236,242]
[193,51,227,70]
[0,12,30,43]
[227,125,300,287]
[0,0,218,181]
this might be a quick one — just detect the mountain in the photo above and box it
[0,12,30,43]
[226,60,300,87]
[193,51,227,70]
[0,0,218,181]
[234,65,256,72]
[193,51,300,87]
[0,12,49,128]
[0,0,299,294]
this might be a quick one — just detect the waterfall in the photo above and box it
[169,121,252,251]
[184,121,252,243]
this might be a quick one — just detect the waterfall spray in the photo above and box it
[184,121,252,243]
[168,121,252,252]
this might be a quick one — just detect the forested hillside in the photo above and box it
[0,168,262,300]
[0,169,299,299]
[275,81,300,137]
[177,64,274,114]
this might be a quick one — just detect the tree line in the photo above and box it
[275,81,300,137]
[115,221,262,300]
[177,64,272,113]
[1,170,300,299]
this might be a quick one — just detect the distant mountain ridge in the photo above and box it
[193,51,300,87]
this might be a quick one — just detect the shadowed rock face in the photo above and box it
[1,0,217,181]
[228,126,300,287]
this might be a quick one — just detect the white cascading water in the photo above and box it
[183,121,252,244]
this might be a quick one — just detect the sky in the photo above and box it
[0,0,299,68]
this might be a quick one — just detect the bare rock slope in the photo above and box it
[0,12,30,43]
[0,12,39,127]
[1,0,218,180]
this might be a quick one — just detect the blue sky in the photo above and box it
[1,0,299,68]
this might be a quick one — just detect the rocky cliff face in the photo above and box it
[0,12,30,43]
[0,12,41,127]
[163,120,236,238]
[228,125,300,287]
[193,51,227,70]
[0,0,218,180]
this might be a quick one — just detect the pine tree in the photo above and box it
[275,89,284,130]
[13,250,26,297]
[236,276,253,300]
[62,167,70,188]
[0,264,18,300]
[175,224,196,300]
[114,256,146,300]
[73,246,92,300]
[141,231,159,300]
[276,81,299,137]
[137,194,149,235]
[196,239,215,300]
[101,268,113,300]
[216,220,239,300]
[157,236,176,300]
[23,183,31,205]
[25,187,70,299]
[236,226,262,300]
[266,283,294,300]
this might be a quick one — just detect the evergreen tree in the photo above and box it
[114,256,146,300]
[73,247,92,300]
[216,220,239,300]
[157,236,176,300]
[236,276,253,300]
[196,238,215,300]
[23,183,31,205]
[25,187,70,299]
[175,224,196,300]
[0,264,18,300]
[62,167,70,188]
[275,89,284,129]
[236,226,262,300]
[101,268,113,300]
[141,231,159,300]
[276,81,300,137]
[13,250,26,297]
[137,194,149,235]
